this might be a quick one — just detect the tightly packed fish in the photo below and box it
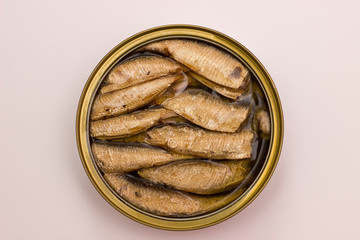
[101,55,183,94]
[91,75,182,120]
[138,159,252,195]
[90,108,176,139]
[187,72,250,100]
[142,125,255,159]
[140,39,250,89]
[104,173,246,217]
[92,142,194,172]
[89,39,271,217]
[162,89,250,132]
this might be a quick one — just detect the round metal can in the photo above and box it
[76,25,283,230]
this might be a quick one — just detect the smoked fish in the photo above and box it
[91,75,182,120]
[92,142,193,173]
[143,125,255,159]
[104,173,246,217]
[254,109,271,135]
[138,159,252,194]
[150,73,189,105]
[141,39,250,89]
[162,89,250,132]
[187,71,249,100]
[90,108,176,139]
[100,56,183,94]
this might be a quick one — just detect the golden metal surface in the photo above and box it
[76,24,283,230]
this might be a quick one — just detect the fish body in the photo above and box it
[144,125,254,159]
[149,72,189,106]
[92,142,193,173]
[90,108,176,139]
[138,159,252,194]
[104,173,245,217]
[100,84,124,94]
[254,109,271,135]
[142,39,249,89]
[162,89,249,132]
[188,72,249,99]
[91,75,181,120]
[100,56,183,94]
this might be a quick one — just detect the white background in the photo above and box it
[1,0,360,239]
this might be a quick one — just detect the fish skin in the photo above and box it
[142,39,250,89]
[138,159,252,195]
[143,125,254,159]
[104,173,246,217]
[150,73,189,105]
[92,142,194,173]
[90,108,176,139]
[91,75,181,120]
[162,89,250,133]
[100,84,124,95]
[100,56,183,94]
[188,72,250,100]
[255,109,271,135]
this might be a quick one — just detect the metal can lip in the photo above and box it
[76,24,284,230]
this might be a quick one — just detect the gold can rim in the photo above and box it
[76,24,284,230]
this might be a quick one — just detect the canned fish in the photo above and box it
[76,25,283,230]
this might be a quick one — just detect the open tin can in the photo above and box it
[76,25,283,230]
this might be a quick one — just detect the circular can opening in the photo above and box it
[76,25,283,230]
